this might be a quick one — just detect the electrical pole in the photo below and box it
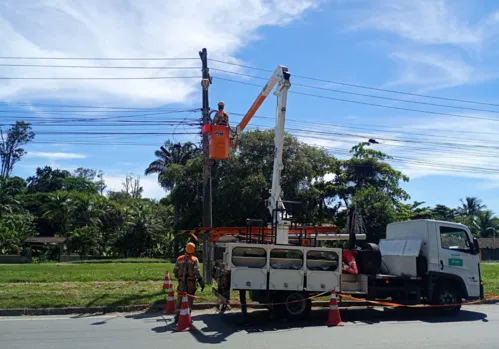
[199,48,213,284]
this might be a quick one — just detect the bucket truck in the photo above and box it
[187,65,484,320]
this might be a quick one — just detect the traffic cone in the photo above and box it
[326,291,344,327]
[174,294,192,332]
[162,272,171,290]
[165,284,175,314]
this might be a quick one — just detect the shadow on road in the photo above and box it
[146,307,489,344]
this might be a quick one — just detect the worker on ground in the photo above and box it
[212,101,229,126]
[173,242,205,323]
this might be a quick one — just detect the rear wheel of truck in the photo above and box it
[275,292,312,320]
[433,286,461,316]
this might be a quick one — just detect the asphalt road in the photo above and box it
[1,304,498,349]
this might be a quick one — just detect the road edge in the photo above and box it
[0,299,496,316]
[0,301,364,316]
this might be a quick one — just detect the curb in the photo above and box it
[0,301,366,317]
[0,299,496,317]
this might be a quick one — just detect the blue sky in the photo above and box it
[1,0,499,212]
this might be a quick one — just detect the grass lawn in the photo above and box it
[0,260,498,309]
[482,263,499,295]
[0,261,229,309]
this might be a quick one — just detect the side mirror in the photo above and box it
[472,238,480,255]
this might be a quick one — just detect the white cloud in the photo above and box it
[296,136,347,150]
[346,0,499,93]
[386,51,476,90]
[0,0,316,106]
[368,115,499,185]
[293,114,499,186]
[27,151,87,159]
[350,0,483,45]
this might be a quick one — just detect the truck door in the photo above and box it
[436,224,480,298]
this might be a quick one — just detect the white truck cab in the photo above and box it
[383,219,483,306]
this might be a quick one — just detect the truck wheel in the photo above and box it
[433,286,461,316]
[276,292,311,320]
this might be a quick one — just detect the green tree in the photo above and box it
[0,213,36,254]
[0,121,35,177]
[210,130,336,226]
[0,176,22,217]
[475,210,497,238]
[26,166,72,193]
[396,201,433,221]
[432,204,458,221]
[42,191,77,236]
[351,185,397,242]
[96,171,107,195]
[73,168,97,181]
[458,196,485,217]
[67,226,100,257]
[145,141,200,256]
[331,142,409,208]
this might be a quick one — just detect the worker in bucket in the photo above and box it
[173,242,205,323]
[212,101,229,126]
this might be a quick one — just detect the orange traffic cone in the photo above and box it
[326,291,344,327]
[174,294,192,332]
[162,272,171,290]
[165,284,175,314]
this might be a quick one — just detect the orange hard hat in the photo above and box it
[186,242,195,254]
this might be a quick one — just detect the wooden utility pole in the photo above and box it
[199,48,213,284]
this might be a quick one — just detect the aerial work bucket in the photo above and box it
[204,124,230,160]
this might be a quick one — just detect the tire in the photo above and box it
[361,242,380,253]
[275,292,312,320]
[432,286,461,316]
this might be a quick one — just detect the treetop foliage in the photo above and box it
[0,127,496,259]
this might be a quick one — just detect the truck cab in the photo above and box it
[381,219,483,313]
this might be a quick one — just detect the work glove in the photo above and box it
[199,279,206,292]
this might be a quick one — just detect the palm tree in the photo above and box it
[145,141,200,257]
[42,191,77,236]
[475,210,498,238]
[459,197,485,217]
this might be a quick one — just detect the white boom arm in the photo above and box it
[236,65,291,244]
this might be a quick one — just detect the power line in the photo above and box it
[212,68,499,115]
[0,101,200,111]
[28,136,499,174]
[27,124,499,172]
[290,129,499,151]
[280,123,499,145]
[0,109,200,123]
[228,111,499,137]
[241,123,499,156]
[31,131,200,135]
[241,124,499,159]
[0,56,198,61]
[0,122,200,128]
[0,109,196,114]
[326,148,499,175]
[0,76,200,80]
[209,59,499,108]
[0,63,201,69]
[214,76,499,122]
